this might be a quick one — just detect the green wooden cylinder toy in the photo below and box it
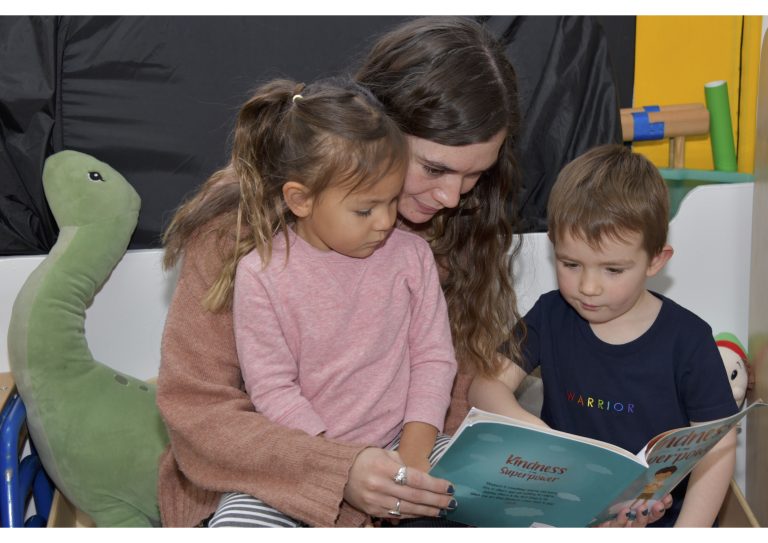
[704,80,737,172]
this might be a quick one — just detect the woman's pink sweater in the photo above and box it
[156,219,473,527]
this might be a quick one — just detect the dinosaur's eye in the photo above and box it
[88,171,104,182]
[731,370,738,380]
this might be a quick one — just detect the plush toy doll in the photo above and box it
[715,332,751,408]
[7,151,169,526]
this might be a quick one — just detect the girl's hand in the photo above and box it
[401,454,432,475]
[343,447,456,520]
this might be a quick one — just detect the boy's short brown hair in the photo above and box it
[547,144,669,257]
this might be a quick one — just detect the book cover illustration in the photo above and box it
[591,400,766,524]
[430,403,765,527]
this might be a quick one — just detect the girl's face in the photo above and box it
[295,167,403,259]
[397,130,506,224]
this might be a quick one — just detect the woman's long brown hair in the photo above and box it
[356,17,525,376]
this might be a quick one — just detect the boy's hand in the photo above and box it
[594,495,672,528]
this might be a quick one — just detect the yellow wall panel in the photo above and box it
[633,16,743,171]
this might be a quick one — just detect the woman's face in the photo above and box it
[397,130,506,224]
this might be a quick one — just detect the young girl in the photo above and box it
[204,78,457,527]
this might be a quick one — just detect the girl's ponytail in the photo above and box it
[205,79,299,311]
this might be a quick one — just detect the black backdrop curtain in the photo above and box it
[0,15,626,256]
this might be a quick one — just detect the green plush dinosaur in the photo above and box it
[7,150,169,526]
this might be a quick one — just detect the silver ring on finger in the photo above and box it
[387,498,402,517]
[393,465,408,486]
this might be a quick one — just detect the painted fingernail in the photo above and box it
[447,499,458,511]
[627,511,637,521]
[438,509,448,518]
[446,484,455,495]
[641,509,649,516]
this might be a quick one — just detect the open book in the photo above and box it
[429,402,765,527]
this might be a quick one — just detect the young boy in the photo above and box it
[469,144,739,527]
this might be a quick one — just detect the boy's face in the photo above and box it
[554,230,671,327]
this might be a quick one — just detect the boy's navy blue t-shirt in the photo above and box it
[521,290,739,527]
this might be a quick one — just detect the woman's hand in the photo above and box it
[595,495,673,527]
[343,447,456,520]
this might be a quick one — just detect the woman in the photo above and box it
[156,16,663,528]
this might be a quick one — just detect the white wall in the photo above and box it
[1,250,177,381]
[514,183,752,336]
